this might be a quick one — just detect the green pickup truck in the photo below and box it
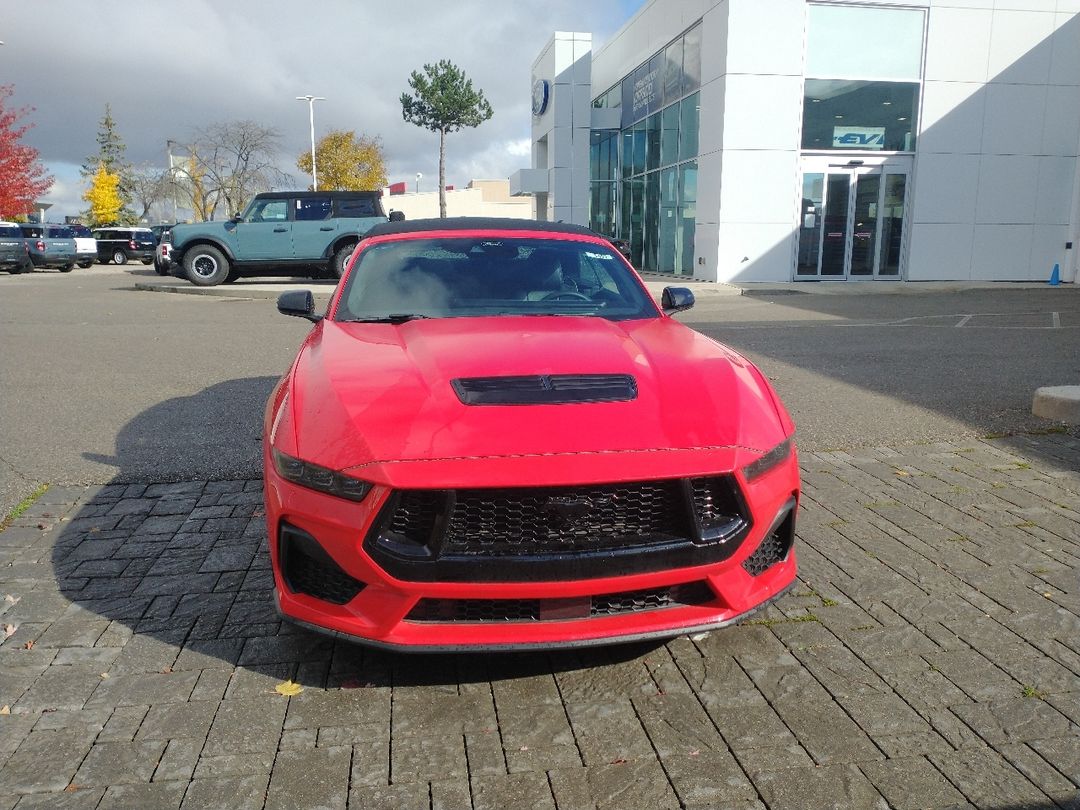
[170,191,398,286]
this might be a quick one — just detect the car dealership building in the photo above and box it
[511,0,1080,284]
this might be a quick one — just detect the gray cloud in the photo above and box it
[3,0,636,219]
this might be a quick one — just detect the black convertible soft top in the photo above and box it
[364,217,599,239]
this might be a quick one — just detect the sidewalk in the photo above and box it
[1,434,1078,808]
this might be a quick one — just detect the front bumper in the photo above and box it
[263,445,799,651]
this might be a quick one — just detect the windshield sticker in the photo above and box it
[584,251,615,260]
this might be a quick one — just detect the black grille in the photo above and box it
[742,508,795,577]
[439,480,693,554]
[280,525,365,605]
[406,581,715,623]
[452,374,638,405]
[368,476,752,583]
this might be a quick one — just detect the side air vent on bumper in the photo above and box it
[742,501,796,577]
[279,524,366,605]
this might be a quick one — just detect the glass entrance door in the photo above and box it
[796,158,910,280]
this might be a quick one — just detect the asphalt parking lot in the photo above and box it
[0,266,1078,808]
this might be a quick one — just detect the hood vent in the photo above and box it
[452,374,638,405]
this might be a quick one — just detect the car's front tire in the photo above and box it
[78,261,94,269]
[184,245,230,287]
[60,264,75,273]
[332,243,356,279]
[112,250,128,265]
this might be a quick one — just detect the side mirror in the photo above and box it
[388,210,405,222]
[229,213,243,223]
[661,286,695,315]
[277,290,322,322]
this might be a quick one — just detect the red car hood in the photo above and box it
[282,316,786,486]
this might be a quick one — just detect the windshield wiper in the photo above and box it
[342,314,432,324]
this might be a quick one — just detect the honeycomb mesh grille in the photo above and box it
[742,510,794,577]
[282,531,365,605]
[406,581,714,623]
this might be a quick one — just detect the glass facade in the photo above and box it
[802,5,924,152]
[589,23,701,274]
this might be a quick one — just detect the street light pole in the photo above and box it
[296,95,325,191]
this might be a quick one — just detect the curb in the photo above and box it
[1033,385,1080,424]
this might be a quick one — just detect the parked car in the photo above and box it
[263,217,800,650]
[19,224,77,272]
[169,191,394,287]
[92,227,155,265]
[154,233,172,276]
[67,223,98,268]
[149,223,177,244]
[0,222,32,274]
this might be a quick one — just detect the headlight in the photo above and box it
[742,438,793,482]
[272,448,372,502]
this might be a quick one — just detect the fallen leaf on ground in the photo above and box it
[24,640,34,650]
[3,594,18,605]
[275,680,303,697]
[0,705,10,715]
[2,624,16,640]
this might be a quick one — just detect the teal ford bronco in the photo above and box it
[170,191,401,286]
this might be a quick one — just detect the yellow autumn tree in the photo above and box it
[83,163,122,226]
[297,130,387,191]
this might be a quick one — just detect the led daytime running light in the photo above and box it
[743,438,792,482]
[272,448,372,502]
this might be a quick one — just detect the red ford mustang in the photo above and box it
[263,218,799,651]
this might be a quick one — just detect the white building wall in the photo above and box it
[560,0,1080,283]
[527,32,593,225]
[909,3,1080,281]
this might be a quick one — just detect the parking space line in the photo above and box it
[1051,311,1061,329]
[956,315,973,328]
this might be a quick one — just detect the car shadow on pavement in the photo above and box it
[51,378,664,690]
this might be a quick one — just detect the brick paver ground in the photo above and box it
[0,434,1078,809]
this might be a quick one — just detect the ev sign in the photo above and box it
[832,126,886,150]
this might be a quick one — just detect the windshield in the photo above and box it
[68,225,92,237]
[335,237,658,322]
[46,226,73,238]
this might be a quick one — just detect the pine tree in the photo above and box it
[401,61,493,218]
[82,104,134,221]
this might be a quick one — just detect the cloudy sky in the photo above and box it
[3,0,644,220]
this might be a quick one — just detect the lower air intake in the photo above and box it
[280,524,365,605]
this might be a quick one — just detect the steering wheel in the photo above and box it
[541,290,592,301]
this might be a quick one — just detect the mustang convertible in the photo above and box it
[263,218,799,651]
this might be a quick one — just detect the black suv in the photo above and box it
[169,191,398,286]
[92,227,156,265]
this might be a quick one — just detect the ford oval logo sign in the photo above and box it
[532,79,550,117]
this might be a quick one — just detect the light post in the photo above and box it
[415,172,422,194]
[296,94,325,191]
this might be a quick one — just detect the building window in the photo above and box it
[802,80,919,151]
[803,4,924,153]
[590,23,702,273]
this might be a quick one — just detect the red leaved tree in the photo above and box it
[0,85,53,219]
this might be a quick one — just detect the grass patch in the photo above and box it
[850,624,876,632]
[820,597,839,607]
[1027,426,1068,436]
[1013,462,1031,470]
[746,613,820,628]
[862,500,901,509]
[0,483,49,532]
[1021,685,1045,700]
[1014,521,1037,529]
[947,535,971,543]
[982,432,1009,440]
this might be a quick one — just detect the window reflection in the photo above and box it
[802,80,919,152]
